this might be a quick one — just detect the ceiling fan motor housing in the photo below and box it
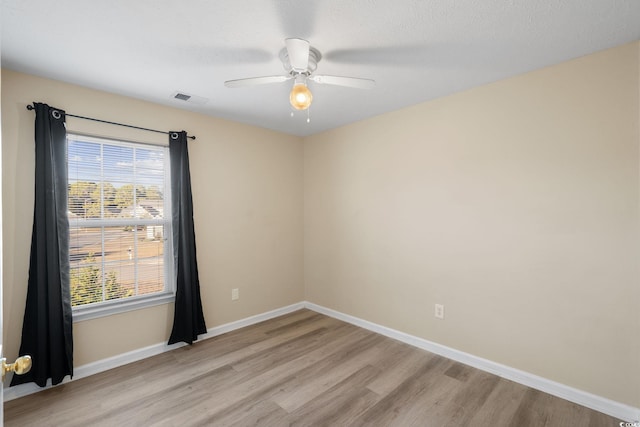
[279,46,322,75]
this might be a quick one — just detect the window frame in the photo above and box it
[67,133,175,322]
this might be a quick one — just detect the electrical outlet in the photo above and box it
[435,304,444,319]
[231,288,239,301]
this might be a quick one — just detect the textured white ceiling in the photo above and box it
[2,0,639,136]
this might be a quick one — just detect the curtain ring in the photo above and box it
[170,132,179,140]
[51,110,62,120]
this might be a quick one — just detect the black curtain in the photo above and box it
[12,103,73,387]
[168,131,207,345]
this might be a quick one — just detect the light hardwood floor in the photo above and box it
[5,309,621,426]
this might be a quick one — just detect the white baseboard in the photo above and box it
[3,301,305,402]
[304,302,640,423]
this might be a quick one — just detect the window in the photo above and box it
[67,134,173,320]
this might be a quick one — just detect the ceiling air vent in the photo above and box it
[171,91,208,105]
[174,93,191,101]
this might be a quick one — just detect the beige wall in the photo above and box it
[304,42,640,407]
[1,70,304,366]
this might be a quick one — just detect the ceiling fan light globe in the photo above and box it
[289,84,313,110]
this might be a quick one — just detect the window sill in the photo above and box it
[72,292,175,322]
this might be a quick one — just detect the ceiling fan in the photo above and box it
[224,38,375,111]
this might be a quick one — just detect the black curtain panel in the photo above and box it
[12,103,73,387]
[168,131,207,345]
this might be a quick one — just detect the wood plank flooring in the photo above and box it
[4,309,622,426]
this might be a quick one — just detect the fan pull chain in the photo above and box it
[289,108,311,123]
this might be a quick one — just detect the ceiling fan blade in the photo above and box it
[224,75,291,88]
[285,38,310,72]
[310,75,376,90]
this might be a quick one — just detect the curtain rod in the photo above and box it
[26,104,196,140]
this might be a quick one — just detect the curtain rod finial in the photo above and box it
[27,104,35,111]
